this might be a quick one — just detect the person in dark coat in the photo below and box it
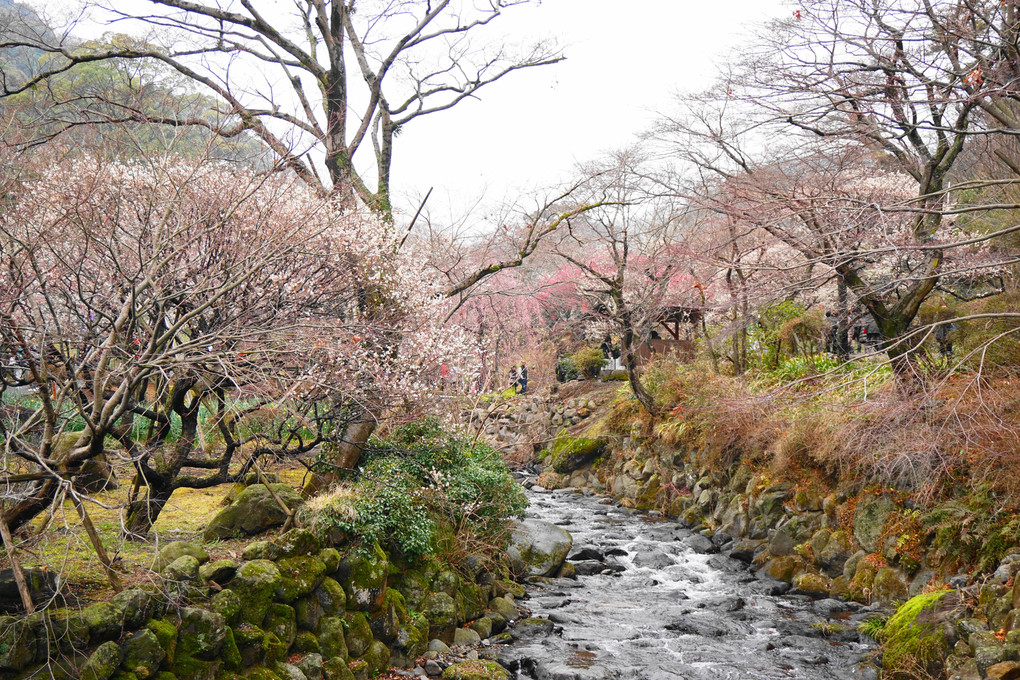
[518,362,528,394]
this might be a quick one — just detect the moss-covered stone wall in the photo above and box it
[0,528,524,680]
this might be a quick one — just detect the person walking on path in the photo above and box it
[518,362,528,394]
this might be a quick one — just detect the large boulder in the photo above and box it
[506,519,572,579]
[203,484,304,541]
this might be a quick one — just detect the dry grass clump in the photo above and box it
[624,353,1020,510]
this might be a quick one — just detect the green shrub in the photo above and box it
[777,310,827,357]
[568,347,606,379]
[310,418,527,564]
[749,300,808,369]
[556,356,582,381]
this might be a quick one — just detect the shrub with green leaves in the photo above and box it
[308,418,527,563]
[569,347,606,379]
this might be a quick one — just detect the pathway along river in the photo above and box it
[499,487,878,680]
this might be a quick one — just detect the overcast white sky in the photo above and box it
[389,0,790,223]
[43,0,789,223]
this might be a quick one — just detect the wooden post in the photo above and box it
[0,511,35,613]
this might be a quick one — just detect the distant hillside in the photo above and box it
[0,0,58,87]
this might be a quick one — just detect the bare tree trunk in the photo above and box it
[303,417,377,497]
[0,514,34,613]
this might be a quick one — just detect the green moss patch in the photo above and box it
[547,436,607,474]
[880,589,956,678]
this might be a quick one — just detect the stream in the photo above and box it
[499,487,879,680]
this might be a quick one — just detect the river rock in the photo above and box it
[507,519,573,578]
[441,659,510,680]
[853,494,896,553]
[685,534,716,554]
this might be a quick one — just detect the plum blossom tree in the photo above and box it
[545,152,700,415]
[0,0,562,215]
[0,150,476,534]
[655,0,1020,378]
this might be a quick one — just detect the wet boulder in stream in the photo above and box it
[507,519,573,578]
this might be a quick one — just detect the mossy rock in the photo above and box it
[176,608,226,660]
[354,640,390,680]
[391,570,432,611]
[424,592,459,643]
[511,618,554,640]
[470,617,493,640]
[275,528,322,558]
[487,597,517,622]
[199,560,238,586]
[369,588,407,644]
[220,627,242,673]
[276,555,327,603]
[432,570,460,596]
[241,667,281,680]
[764,555,799,582]
[296,652,324,679]
[210,589,242,625]
[829,575,851,599]
[0,616,37,672]
[441,660,510,680]
[231,625,267,667]
[849,558,878,600]
[145,619,178,664]
[272,661,308,680]
[341,611,372,658]
[110,671,140,680]
[293,630,320,654]
[453,627,481,646]
[243,541,283,562]
[881,590,955,677]
[872,567,910,606]
[853,493,896,553]
[164,555,201,581]
[83,601,125,644]
[319,548,341,575]
[317,615,348,660]
[264,603,297,649]
[547,436,607,474]
[635,474,661,511]
[461,583,487,623]
[265,631,288,664]
[48,610,91,655]
[316,577,347,616]
[322,657,356,680]
[843,550,868,580]
[792,572,832,596]
[120,629,166,679]
[336,543,388,611]
[506,519,572,579]
[389,613,428,668]
[294,594,324,633]
[80,640,122,680]
[203,484,304,541]
[152,541,210,572]
[226,559,281,626]
[111,588,158,630]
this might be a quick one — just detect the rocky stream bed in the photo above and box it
[499,486,879,680]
